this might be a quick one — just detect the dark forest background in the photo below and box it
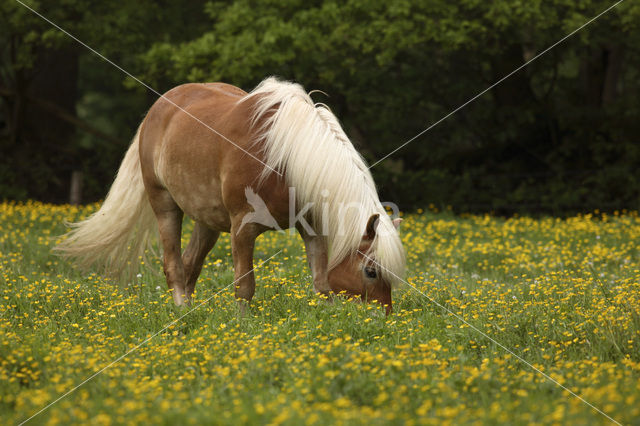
[1,0,639,214]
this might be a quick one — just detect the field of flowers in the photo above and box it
[1,201,639,425]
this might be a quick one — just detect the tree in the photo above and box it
[0,0,210,201]
[2,0,639,212]
[134,0,640,212]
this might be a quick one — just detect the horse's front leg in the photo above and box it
[298,226,331,295]
[230,219,260,311]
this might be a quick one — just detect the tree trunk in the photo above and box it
[582,45,624,108]
[491,43,536,107]
[69,170,83,204]
[24,46,79,201]
[601,45,624,106]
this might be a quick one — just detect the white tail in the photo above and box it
[54,127,156,277]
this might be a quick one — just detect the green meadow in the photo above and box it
[1,201,639,425]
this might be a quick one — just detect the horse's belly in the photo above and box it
[173,184,231,232]
[171,185,231,231]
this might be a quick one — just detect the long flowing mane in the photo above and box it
[241,77,405,284]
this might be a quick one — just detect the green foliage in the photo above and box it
[1,0,639,212]
[134,0,640,213]
[0,0,209,202]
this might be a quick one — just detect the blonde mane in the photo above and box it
[241,77,405,284]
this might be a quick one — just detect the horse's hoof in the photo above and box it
[236,299,250,316]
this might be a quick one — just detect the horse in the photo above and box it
[55,77,405,313]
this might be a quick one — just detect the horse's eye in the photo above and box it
[364,266,377,279]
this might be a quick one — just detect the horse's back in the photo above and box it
[138,83,260,231]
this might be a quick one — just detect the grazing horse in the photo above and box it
[56,77,405,313]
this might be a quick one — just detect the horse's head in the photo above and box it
[327,214,402,315]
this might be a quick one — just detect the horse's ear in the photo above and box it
[392,218,402,230]
[364,214,380,240]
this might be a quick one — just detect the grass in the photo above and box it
[1,201,639,425]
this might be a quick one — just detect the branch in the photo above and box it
[0,86,122,145]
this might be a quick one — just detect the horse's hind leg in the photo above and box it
[183,222,219,300]
[230,218,260,309]
[148,190,188,305]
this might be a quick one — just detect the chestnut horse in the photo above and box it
[56,77,405,313]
